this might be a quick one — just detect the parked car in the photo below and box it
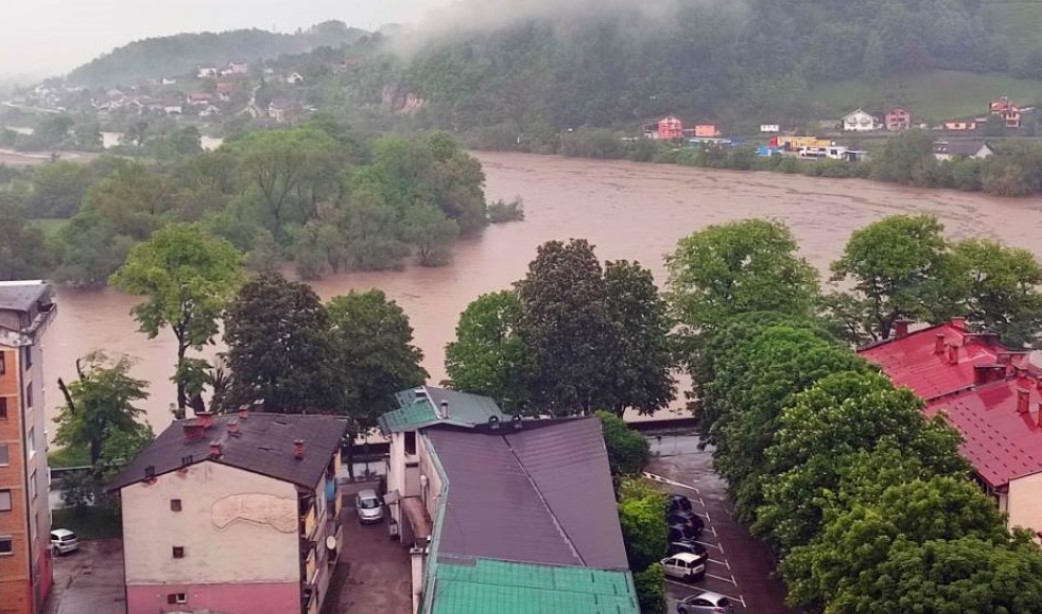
[667,540,708,558]
[667,511,705,536]
[660,552,707,583]
[668,494,693,514]
[676,590,735,614]
[50,529,79,556]
[355,489,384,524]
[669,524,699,543]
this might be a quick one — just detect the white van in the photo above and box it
[660,552,706,582]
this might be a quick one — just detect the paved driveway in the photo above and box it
[329,482,411,614]
[45,539,125,614]
[647,433,794,614]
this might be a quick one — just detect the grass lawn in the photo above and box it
[30,217,69,239]
[52,506,122,540]
[985,0,1042,55]
[808,70,1042,123]
[49,444,90,468]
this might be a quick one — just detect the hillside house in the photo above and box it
[185,92,213,106]
[163,103,183,115]
[225,61,249,75]
[943,118,981,131]
[694,123,721,138]
[196,67,218,79]
[759,123,780,133]
[885,106,911,131]
[842,108,878,131]
[216,82,235,102]
[379,387,638,614]
[107,411,348,614]
[990,96,1022,129]
[654,115,684,140]
[286,72,304,85]
[933,140,995,161]
[860,319,1042,541]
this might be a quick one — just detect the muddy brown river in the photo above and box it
[40,152,1042,437]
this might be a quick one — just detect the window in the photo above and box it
[0,397,7,420]
[0,444,8,466]
[29,471,36,502]
[166,593,187,605]
[22,346,31,370]
[25,385,31,409]
[27,428,34,456]
[0,351,6,374]
[0,538,11,555]
[172,546,185,559]
[0,490,10,512]
[170,499,182,512]
[404,431,416,456]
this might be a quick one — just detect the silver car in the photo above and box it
[677,591,735,614]
[355,489,384,524]
[50,529,79,556]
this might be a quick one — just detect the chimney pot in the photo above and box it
[294,439,304,460]
[894,319,910,339]
[210,441,222,458]
[238,405,250,420]
[440,400,449,419]
[227,420,240,436]
[196,411,214,429]
[1018,388,1031,414]
[182,421,205,441]
[947,344,960,365]
[934,333,946,355]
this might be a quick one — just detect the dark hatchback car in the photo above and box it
[667,511,705,536]
[667,539,708,558]
[668,494,693,514]
[669,523,700,543]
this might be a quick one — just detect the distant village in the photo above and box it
[643,96,1033,163]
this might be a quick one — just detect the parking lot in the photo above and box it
[44,539,125,614]
[647,433,793,614]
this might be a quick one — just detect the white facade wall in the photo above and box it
[843,110,877,131]
[121,462,299,585]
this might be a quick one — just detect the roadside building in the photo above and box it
[933,140,995,161]
[842,108,879,131]
[107,411,349,614]
[655,115,684,140]
[196,67,218,79]
[859,319,1042,539]
[943,117,981,131]
[990,96,1022,129]
[884,106,911,131]
[0,281,57,614]
[379,387,639,614]
[216,82,235,102]
[694,123,720,138]
[286,72,305,85]
[759,123,780,133]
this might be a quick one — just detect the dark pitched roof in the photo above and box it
[107,413,348,492]
[0,281,50,313]
[426,417,629,571]
[378,386,506,433]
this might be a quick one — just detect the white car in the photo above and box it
[660,552,706,583]
[355,489,384,524]
[50,529,79,556]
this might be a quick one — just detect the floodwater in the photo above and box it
[40,152,1042,437]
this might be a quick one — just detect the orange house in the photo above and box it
[694,124,720,138]
[656,116,684,140]
[885,107,911,131]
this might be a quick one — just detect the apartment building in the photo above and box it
[107,411,349,614]
[0,281,57,614]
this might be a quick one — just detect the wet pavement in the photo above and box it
[647,433,794,614]
[332,482,412,614]
[44,539,125,614]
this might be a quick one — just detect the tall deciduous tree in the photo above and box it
[54,351,150,467]
[596,411,651,476]
[617,477,668,571]
[444,290,529,412]
[516,239,614,415]
[951,238,1042,348]
[603,260,675,416]
[110,223,244,414]
[666,219,819,331]
[830,214,956,341]
[223,273,338,412]
[0,195,50,280]
[327,290,428,434]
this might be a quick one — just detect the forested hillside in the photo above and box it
[67,20,366,86]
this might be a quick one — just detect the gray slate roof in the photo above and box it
[426,417,629,571]
[0,281,50,313]
[107,413,348,492]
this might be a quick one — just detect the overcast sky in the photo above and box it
[0,0,448,80]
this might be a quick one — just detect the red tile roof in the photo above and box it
[859,320,1042,489]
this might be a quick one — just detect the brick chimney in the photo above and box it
[294,439,304,460]
[947,344,960,365]
[1018,387,1030,414]
[227,420,240,436]
[894,319,910,339]
[951,317,967,331]
[934,333,946,355]
[238,405,250,420]
[210,440,222,458]
[439,400,449,420]
[196,411,215,429]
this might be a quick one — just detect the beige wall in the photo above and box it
[121,462,299,585]
[1008,472,1042,536]
[417,434,443,523]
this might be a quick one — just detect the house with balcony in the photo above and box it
[860,318,1042,540]
[842,108,879,131]
[0,281,57,614]
[107,410,348,614]
[885,106,911,131]
[379,387,638,614]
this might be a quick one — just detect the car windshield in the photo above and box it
[359,498,379,509]
[716,598,731,606]
[62,533,76,541]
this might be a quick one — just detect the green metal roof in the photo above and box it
[379,387,507,433]
[429,559,639,614]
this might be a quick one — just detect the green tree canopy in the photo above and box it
[596,411,651,476]
[111,223,244,413]
[0,195,50,281]
[617,477,668,572]
[223,273,338,412]
[443,290,529,412]
[666,219,820,330]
